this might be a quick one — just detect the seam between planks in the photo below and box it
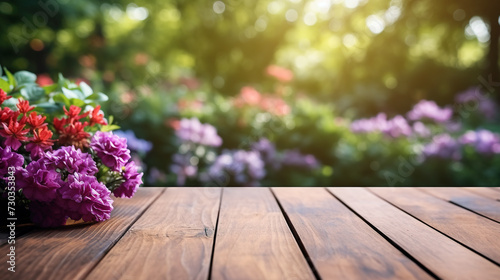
[207,187,224,280]
[325,188,441,280]
[366,188,500,268]
[448,201,500,225]
[417,188,500,225]
[82,187,167,280]
[270,188,322,280]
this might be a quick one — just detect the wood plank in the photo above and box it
[421,187,500,223]
[0,187,164,280]
[369,187,500,265]
[463,187,500,201]
[272,187,432,280]
[328,187,500,280]
[211,188,315,280]
[87,187,221,280]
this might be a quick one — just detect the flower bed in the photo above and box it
[0,68,142,227]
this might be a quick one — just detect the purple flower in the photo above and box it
[423,134,461,160]
[351,113,388,134]
[114,130,153,154]
[282,150,319,169]
[251,138,280,169]
[412,122,431,137]
[57,173,114,222]
[382,115,412,138]
[351,113,412,138]
[170,153,198,185]
[206,150,265,186]
[44,146,98,175]
[114,161,143,198]
[17,159,62,202]
[25,142,50,161]
[90,131,131,171]
[29,201,68,228]
[147,167,167,184]
[0,146,24,178]
[176,118,222,147]
[459,129,500,155]
[455,87,497,120]
[407,100,453,123]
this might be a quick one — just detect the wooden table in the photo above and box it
[2,187,500,280]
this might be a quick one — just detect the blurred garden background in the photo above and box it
[1,0,500,186]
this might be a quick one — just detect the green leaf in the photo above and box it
[101,124,120,132]
[53,92,71,107]
[42,84,58,94]
[0,77,9,91]
[89,92,108,102]
[34,102,62,113]
[70,98,85,107]
[20,84,45,101]
[14,71,37,85]
[79,82,93,97]
[62,87,83,99]
[58,73,70,88]
[4,68,16,88]
[1,97,17,108]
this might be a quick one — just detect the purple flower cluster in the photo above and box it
[251,138,280,169]
[455,87,497,120]
[0,146,24,178]
[350,113,412,138]
[407,100,453,123]
[206,150,265,186]
[460,129,500,155]
[91,131,131,171]
[176,118,222,147]
[114,130,153,154]
[16,146,114,227]
[91,131,143,198]
[170,153,198,185]
[114,161,143,198]
[281,149,319,169]
[412,122,431,137]
[422,134,462,160]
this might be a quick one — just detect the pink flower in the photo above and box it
[266,65,294,82]
[240,87,261,105]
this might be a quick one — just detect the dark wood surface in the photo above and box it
[1,187,500,280]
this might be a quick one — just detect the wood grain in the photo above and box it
[421,187,500,223]
[369,187,500,265]
[0,187,164,280]
[329,187,500,280]
[272,187,432,280]
[463,187,500,201]
[211,188,315,280]
[86,187,221,280]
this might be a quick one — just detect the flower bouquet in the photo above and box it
[0,68,143,227]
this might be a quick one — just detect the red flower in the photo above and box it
[0,119,30,150]
[64,105,89,123]
[27,111,47,129]
[88,105,107,126]
[58,121,90,150]
[0,89,12,105]
[16,99,35,115]
[0,107,18,124]
[30,126,55,147]
[36,74,54,87]
[53,117,68,132]
[26,126,55,159]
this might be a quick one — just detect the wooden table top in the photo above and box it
[2,187,500,280]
